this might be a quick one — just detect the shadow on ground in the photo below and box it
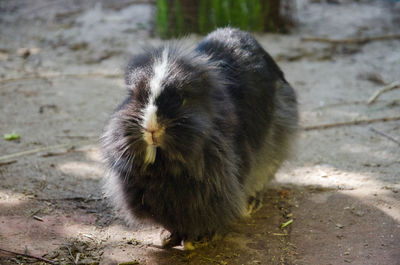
[1,180,399,265]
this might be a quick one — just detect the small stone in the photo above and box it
[353,210,365,217]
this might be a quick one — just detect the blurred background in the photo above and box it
[0,1,400,264]
[154,0,294,37]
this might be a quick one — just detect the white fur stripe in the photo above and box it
[142,104,158,131]
[141,48,169,164]
[141,48,169,130]
[149,48,169,101]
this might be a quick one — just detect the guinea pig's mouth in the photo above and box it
[142,126,165,164]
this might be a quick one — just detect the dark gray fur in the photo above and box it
[102,28,298,245]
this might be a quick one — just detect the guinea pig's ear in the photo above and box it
[125,53,153,87]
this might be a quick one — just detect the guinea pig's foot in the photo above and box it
[160,229,182,248]
[183,239,208,251]
[246,194,263,215]
[183,234,219,250]
[183,241,196,251]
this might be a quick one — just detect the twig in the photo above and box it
[37,196,102,202]
[66,246,76,265]
[281,219,294,229]
[40,152,70,158]
[301,34,400,44]
[358,72,386,85]
[33,215,44,222]
[370,127,400,146]
[367,81,400,104]
[0,72,121,85]
[40,148,75,157]
[272,233,288,236]
[118,261,140,265]
[56,135,94,139]
[75,253,81,264]
[0,160,17,166]
[82,234,95,240]
[0,247,56,264]
[0,139,96,161]
[313,100,365,110]
[304,116,400,131]
[27,208,41,217]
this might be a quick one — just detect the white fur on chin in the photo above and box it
[145,144,157,164]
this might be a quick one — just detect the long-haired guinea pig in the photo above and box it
[102,27,298,250]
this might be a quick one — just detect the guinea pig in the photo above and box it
[101,27,298,250]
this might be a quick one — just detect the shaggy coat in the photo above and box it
[102,28,298,246]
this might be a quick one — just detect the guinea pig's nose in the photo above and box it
[143,127,164,146]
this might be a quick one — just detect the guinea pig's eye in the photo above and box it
[171,91,185,108]
[155,90,185,112]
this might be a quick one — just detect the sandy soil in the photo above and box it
[1,0,399,264]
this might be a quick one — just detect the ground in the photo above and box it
[0,0,399,264]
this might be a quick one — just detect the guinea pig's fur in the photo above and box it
[102,28,298,248]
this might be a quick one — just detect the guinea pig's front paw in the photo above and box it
[183,241,196,251]
[246,193,263,216]
[183,240,208,251]
[160,229,182,248]
[183,234,220,250]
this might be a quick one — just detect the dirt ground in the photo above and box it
[1,0,399,264]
